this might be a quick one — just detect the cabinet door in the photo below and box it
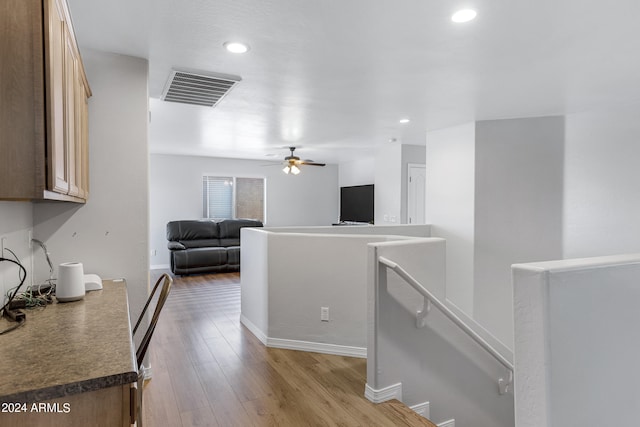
[75,73,90,199]
[46,0,69,194]
[82,85,90,198]
[64,25,80,197]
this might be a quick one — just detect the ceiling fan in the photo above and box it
[282,147,326,175]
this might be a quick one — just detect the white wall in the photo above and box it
[33,50,150,321]
[426,122,476,315]
[374,143,402,225]
[374,143,425,225]
[240,225,432,355]
[149,153,339,268]
[338,156,375,187]
[267,233,389,349]
[513,254,640,427]
[0,202,34,300]
[426,118,565,347]
[564,103,640,258]
[473,117,564,348]
[239,228,269,340]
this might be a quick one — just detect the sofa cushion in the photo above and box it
[180,239,221,249]
[218,219,263,239]
[219,238,240,247]
[168,241,186,250]
[172,247,227,270]
[227,246,240,267]
[166,220,220,241]
[172,264,228,275]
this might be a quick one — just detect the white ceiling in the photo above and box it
[67,0,640,164]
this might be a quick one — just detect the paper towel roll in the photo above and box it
[57,262,86,302]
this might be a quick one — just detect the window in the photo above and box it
[202,176,265,222]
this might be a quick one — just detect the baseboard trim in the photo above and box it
[410,401,431,419]
[150,264,170,270]
[438,419,455,427]
[364,382,403,403]
[267,337,367,358]
[240,315,268,345]
[240,315,366,358]
[141,365,152,380]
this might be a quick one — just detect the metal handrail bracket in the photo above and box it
[416,297,430,328]
[377,255,514,395]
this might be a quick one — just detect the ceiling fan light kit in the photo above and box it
[283,164,301,175]
[281,147,325,175]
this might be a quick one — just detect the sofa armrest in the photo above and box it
[168,241,186,250]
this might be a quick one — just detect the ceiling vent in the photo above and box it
[161,70,241,107]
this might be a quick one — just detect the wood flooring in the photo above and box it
[143,270,436,427]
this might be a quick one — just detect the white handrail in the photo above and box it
[378,256,514,374]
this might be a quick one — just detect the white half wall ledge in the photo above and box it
[512,252,640,273]
[240,315,366,358]
[262,224,431,237]
[150,264,170,270]
[364,382,403,403]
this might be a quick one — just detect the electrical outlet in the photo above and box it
[150,249,157,256]
[321,307,329,322]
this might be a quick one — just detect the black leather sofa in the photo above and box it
[166,219,263,275]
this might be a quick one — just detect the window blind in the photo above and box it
[202,176,265,222]
[202,176,233,219]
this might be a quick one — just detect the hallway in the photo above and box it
[143,271,435,426]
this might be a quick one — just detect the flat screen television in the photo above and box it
[340,184,374,224]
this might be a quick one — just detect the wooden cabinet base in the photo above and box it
[0,384,133,427]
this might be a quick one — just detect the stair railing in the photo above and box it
[378,255,514,395]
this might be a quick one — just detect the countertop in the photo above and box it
[0,280,138,403]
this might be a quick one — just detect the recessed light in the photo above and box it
[224,41,250,54]
[399,118,410,124]
[451,9,477,23]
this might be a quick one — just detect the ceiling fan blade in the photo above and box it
[300,161,326,166]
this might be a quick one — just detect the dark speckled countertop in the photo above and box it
[0,280,138,403]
